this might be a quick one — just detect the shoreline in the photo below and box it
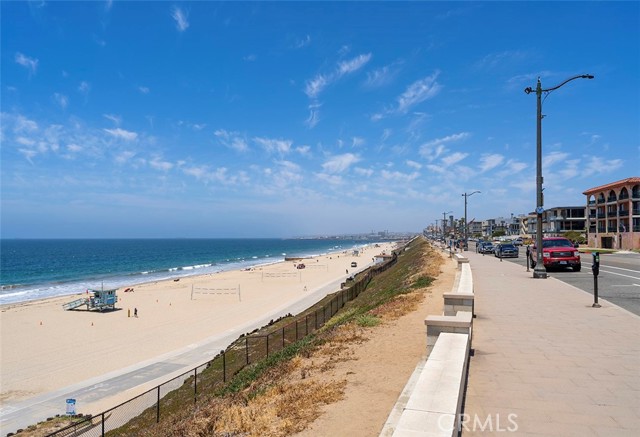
[0,242,397,407]
[0,241,383,307]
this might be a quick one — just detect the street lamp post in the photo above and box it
[525,74,594,279]
[442,210,452,242]
[462,191,480,251]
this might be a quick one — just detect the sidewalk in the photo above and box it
[462,251,640,436]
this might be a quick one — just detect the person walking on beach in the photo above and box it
[134,308,138,318]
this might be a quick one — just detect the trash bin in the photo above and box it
[66,398,76,415]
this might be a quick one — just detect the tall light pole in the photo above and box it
[462,191,480,251]
[442,211,452,241]
[525,74,594,279]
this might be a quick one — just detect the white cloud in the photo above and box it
[138,86,150,94]
[78,81,91,95]
[243,54,257,62]
[396,71,442,113]
[304,53,371,99]
[305,106,320,128]
[12,115,39,133]
[172,6,189,32]
[406,160,422,170]
[114,150,136,164]
[419,132,469,161]
[497,159,528,177]
[16,136,35,146]
[215,129,249,152]
[475,50,527,70]
[67,143,83,153]
[253,137,292,154]
[381,170,419,182]
[351,137,365,148]
[15,52,38,75]
[295,145,311,156]
[543,151,569,168]
[294,35,311,49]
[582,156,624,176]
[355,167,374,177]
[478,153,504,172]
[53,93,69,109]
[103,114,122,125]
[337,53,372,76]
[442,152,468,167]
[149,157,173,171]
[305,75,329,99]
[104,128,138,141]
[322,153,361,173]
[315,172,344,185]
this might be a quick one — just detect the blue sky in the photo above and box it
[2,1,638,238]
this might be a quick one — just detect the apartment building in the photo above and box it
[583,177,640,250]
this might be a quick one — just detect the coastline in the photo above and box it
[0,238,383,306]
[0,242,397,407]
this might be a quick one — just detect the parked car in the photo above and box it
[478,242,494,254]
[350,261,357,268]
[494,243,519,258]
[512,237,524,246]
[529,237,581,272]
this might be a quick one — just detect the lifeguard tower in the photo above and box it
[63,289,118,312]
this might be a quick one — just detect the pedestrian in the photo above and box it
[134,308,138,318]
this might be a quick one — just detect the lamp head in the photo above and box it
[524,87,533,94]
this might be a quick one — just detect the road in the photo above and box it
[470,242,640,316]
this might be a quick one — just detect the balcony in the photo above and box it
[607,197,617,203]
[588,200,596,205]
[598,227,606,233]
[618,210,630,216]
[589,226,596,233]
[607,226,618,233]
[634,226,640,232]
[597,198,605,204]
[633,209,640,216]
[597,213,606,219]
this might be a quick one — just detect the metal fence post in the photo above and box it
[156,386,160,423]
[266,334,270,356]
[102,412,105,436]
[194,368,197,403]
[222,351,226,383]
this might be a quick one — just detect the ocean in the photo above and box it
[0,238,384,305]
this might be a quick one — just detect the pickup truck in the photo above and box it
[529,237,581,272]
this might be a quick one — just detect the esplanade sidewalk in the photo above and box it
[462,250,640,436]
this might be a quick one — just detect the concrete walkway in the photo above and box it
[462,250,640,436]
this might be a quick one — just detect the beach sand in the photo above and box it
[0,242,397,406]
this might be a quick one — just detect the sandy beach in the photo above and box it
[0,242,397,407]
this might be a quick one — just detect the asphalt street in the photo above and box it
[470,242,640,316]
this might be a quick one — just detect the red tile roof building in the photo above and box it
[583,177,640,250]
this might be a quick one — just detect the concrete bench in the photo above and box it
[444,263,474,316]
[391,332,470,437]
[453,253,469,269]
[425,311,473,357]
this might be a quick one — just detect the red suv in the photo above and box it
[529,237,581,272]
